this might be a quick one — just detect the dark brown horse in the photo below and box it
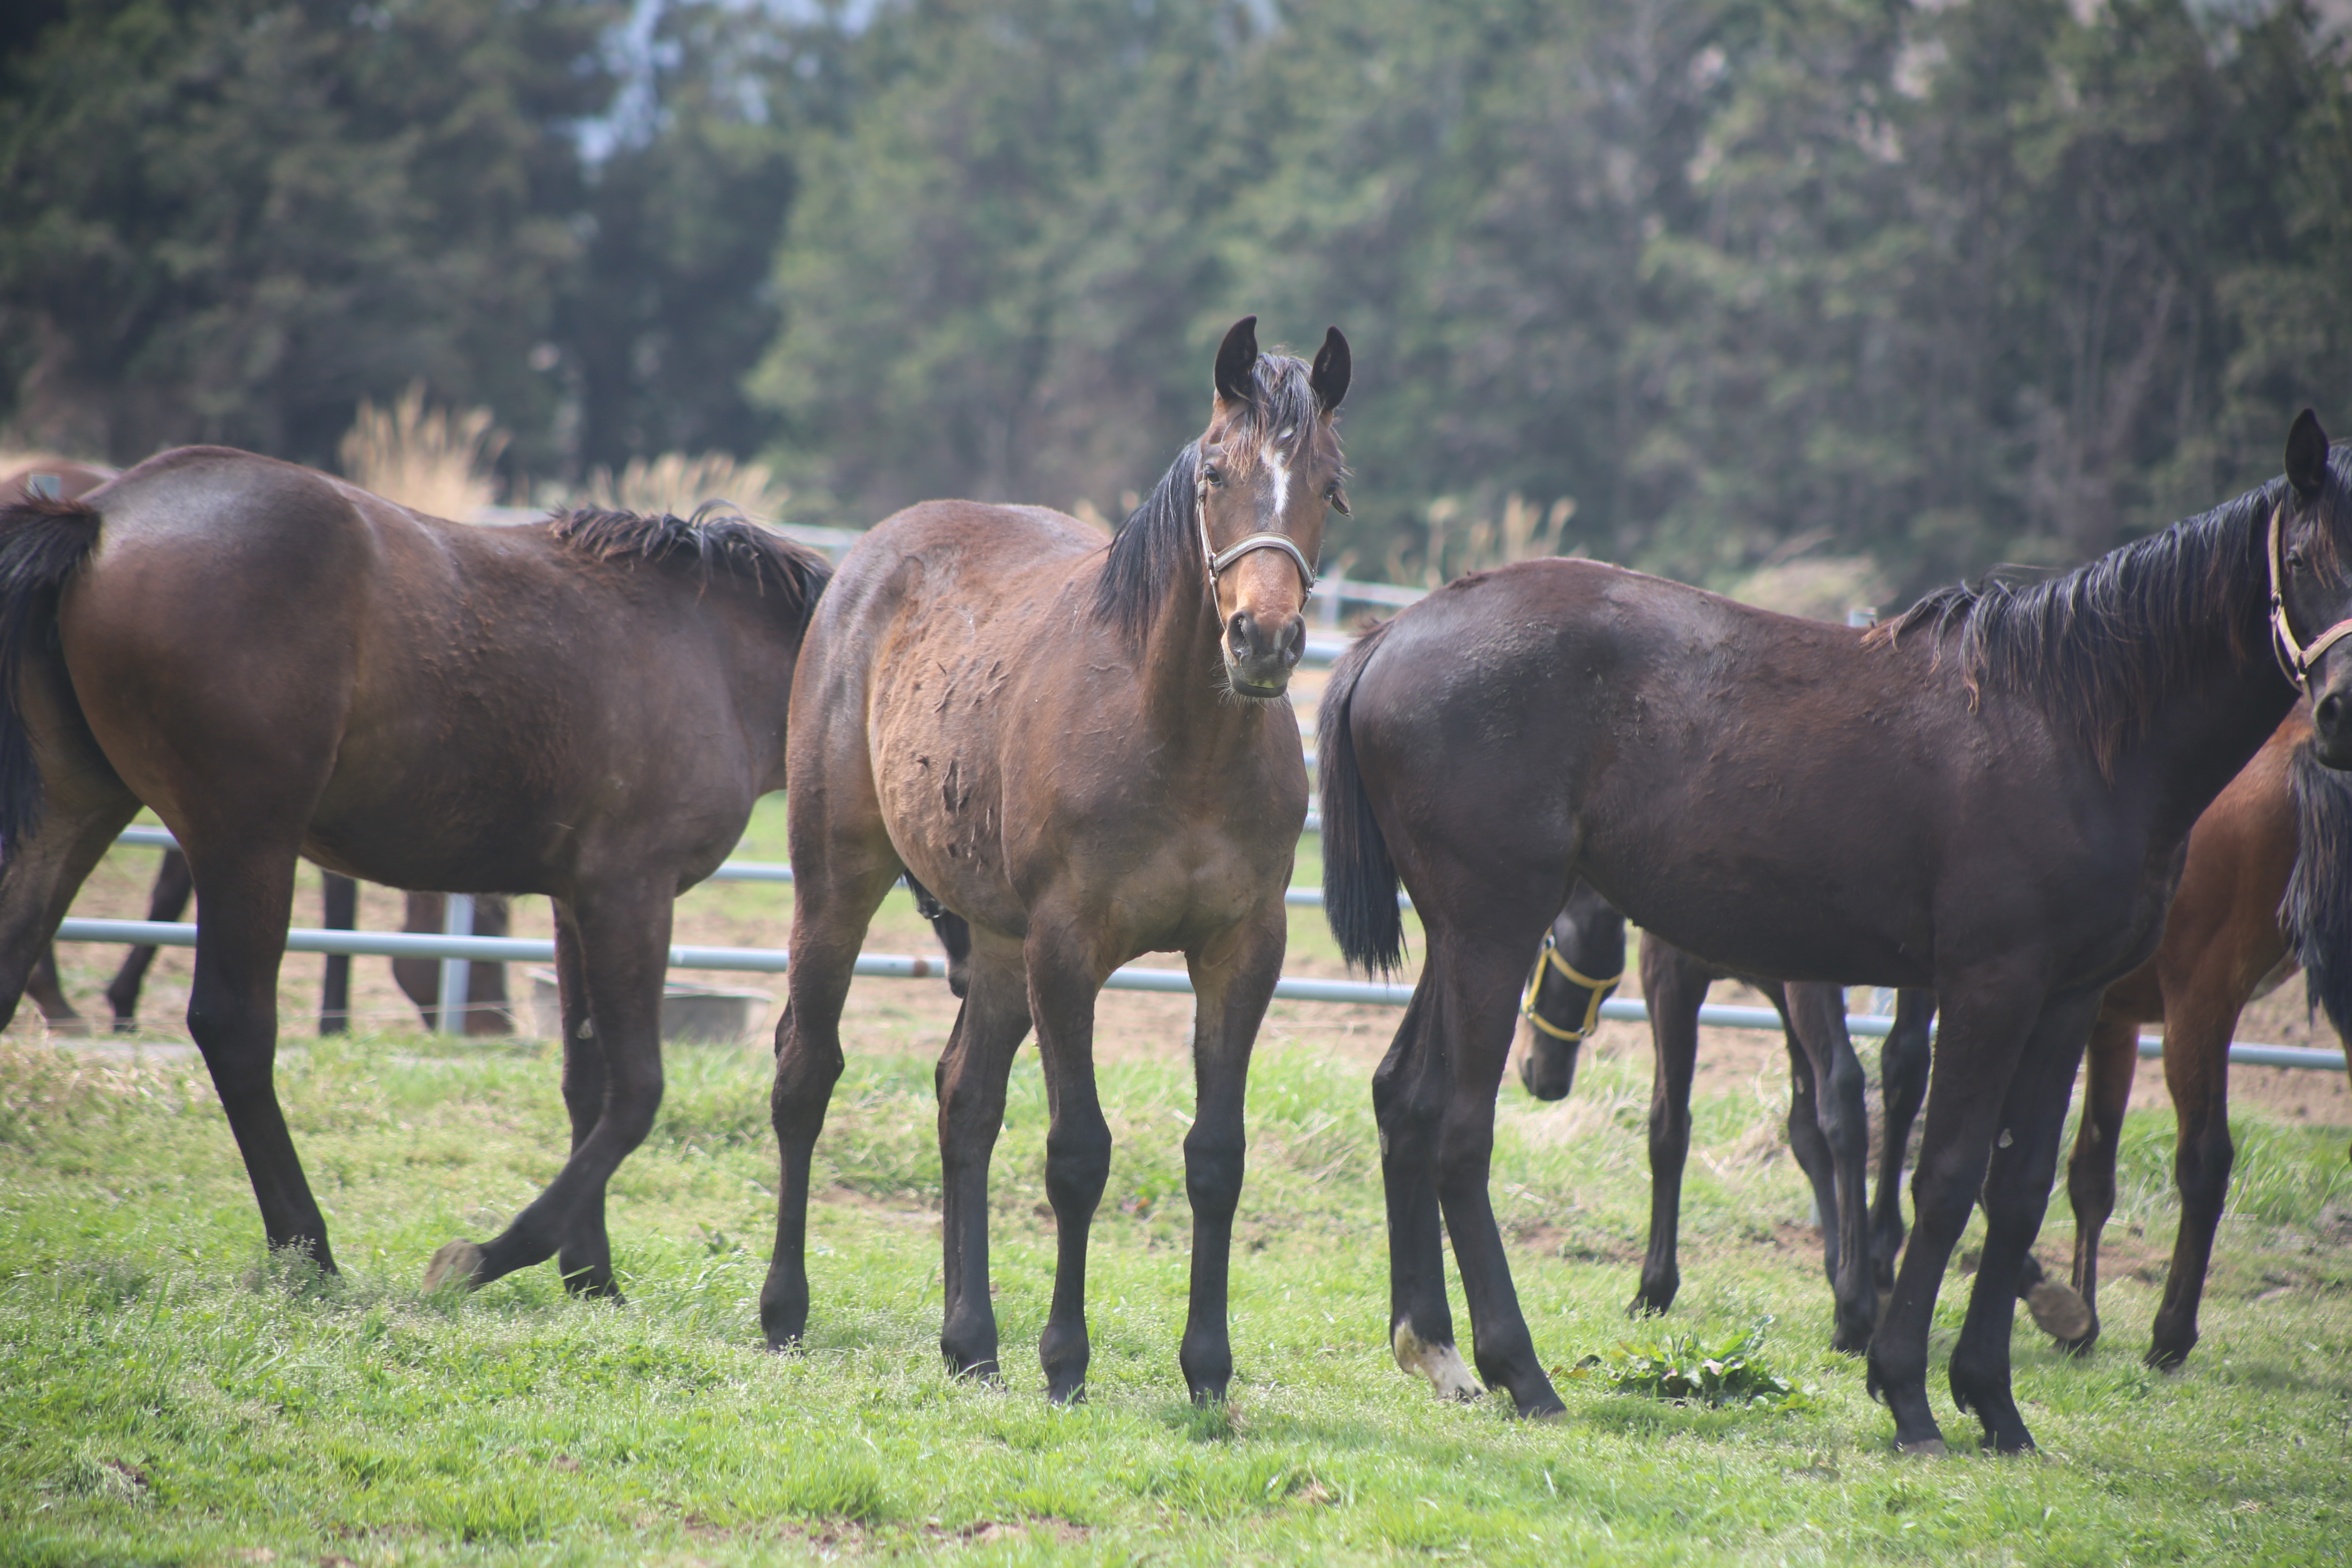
[762,318,1349,1402]
[0,448,830,1295]
[1319,414,2352,1451]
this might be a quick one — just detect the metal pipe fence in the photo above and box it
[49,915,2347,1073]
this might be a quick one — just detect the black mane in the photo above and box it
[1089,350,1329,644]
[551,505,831,627]
[1871,484,2280,764]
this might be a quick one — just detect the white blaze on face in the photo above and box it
[1261,432,1294,519]
[1392,1319,1483,1401]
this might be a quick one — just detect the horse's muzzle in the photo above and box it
[2314,679,2352,769]
[1225,609,1304,698]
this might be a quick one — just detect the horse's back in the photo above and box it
[1346,557,1972,980]
[60,447,790,890]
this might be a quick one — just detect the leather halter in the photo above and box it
[1196,463,1317,593]
[2266,498,2352,693]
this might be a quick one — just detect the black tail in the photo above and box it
[0,496,105,854]
[1318,618,1405,975]
[2283,738,2352,1043]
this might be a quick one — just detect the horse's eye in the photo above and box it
[2287,548,2308,575]
[1203,465,1223,488]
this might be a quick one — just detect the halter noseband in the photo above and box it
[2266,499,2352,693]
[1196,464,1318,594]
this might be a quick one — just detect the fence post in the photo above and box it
[437,894,474,1034]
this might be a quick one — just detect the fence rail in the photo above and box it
[49,916,2347,1073]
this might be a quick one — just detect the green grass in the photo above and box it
[3,1002,2349,1563]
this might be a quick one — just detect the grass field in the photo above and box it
[5,811,2352,1564]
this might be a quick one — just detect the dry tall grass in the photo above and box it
[1388,492,1578,586]
[577,452,791,523]
[337,383,508,519]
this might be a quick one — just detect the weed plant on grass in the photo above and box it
[2,1023,2348,1565]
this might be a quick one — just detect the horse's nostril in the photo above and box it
[2322,693,2345,733]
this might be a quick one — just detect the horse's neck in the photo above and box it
[2126,658,2299,841]
[1135,579,1274,754]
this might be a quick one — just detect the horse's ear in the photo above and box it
[2288,408,2331,500]
[1214,316,1259,406]
[1311,327,1350,414]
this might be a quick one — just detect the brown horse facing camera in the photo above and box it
[761,318,1349,1404]
[0,447,831,1295]
[1319,413,2352,1453]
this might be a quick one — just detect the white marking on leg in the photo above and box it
[1392,1319,1483,1401]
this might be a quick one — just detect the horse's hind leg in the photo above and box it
[178,837,335,1269]
[318,873,356,1035]
[2059,1005,2140,1354]
[935,929,1033,1378]
[428,879,674,1294]
[760,844,899,1348]
[1947,987,2103,1453]
[1868,989,1933,1294]
[1426,924,1564,1415]
[24,947,84,1033]
[1373,982,1479,1400]
[103,846,192,1031]
[0,697,141,1034]
[1630,936,1708,1318]
[1785,982,1877,1354]
[546,901,620,1294]
[2146,987,2240,1370]
[1177,909,1285,1403]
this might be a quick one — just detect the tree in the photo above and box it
[0,0,615,470]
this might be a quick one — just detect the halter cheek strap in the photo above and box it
[1196,471,1318,592]
[2266,500,2352,693]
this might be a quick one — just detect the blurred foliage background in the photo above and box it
[4,0,2349,604]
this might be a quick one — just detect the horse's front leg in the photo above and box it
[935,929,1032,1379]
[427,879,671,1294]
[1866,974,2042,1454]
[1429,927,1564,1416]
[1631,937,1709,1317]
[1785,982,1878,1354]
[1950,988,2103,1452]
[760,845,898,1349]
[1026,927,1113,1403]
[1177,909,1285,1403]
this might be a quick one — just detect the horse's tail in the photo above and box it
[1319,617,1406,976]
[2283,738,2352,1044]
[0,494,105,853]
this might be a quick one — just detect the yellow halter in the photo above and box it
[1520,935,1622,1044]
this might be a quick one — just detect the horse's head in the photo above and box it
[2272,410,2352,766]
[1195,316,1349,699]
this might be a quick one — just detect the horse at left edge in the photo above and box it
[0,448,831,1297]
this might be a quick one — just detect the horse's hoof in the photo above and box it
[423,1240,486,1292]
[2025,1278,2092,1343]
[1895,1437,1949,1458]
[1392,1321,1485,1402]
